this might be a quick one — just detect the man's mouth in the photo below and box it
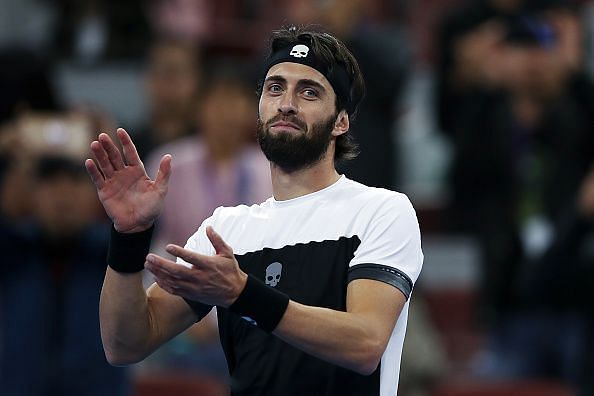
[269,121,302,132]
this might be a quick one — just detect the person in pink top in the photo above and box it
[146,66,272,255]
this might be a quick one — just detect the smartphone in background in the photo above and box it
[18,113,93,160]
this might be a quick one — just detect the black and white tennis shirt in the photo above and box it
[181,175,423,395]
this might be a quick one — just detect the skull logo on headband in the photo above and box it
[289,44,309,58]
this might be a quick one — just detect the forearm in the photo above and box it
[273,301,386,375]
[99,268,154,365]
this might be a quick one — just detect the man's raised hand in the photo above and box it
[85,128,172,233]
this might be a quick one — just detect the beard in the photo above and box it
[257,112,337,173]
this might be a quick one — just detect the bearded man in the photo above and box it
[85,26,423,396]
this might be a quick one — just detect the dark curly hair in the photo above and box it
[260,25,366,162]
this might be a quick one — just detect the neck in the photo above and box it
[270,152,340,201]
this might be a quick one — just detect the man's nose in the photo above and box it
[278,94,298,115]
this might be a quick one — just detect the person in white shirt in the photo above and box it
[85,25,423,395]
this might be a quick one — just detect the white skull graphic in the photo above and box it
[289,44,309,58]
[265,262,283,287]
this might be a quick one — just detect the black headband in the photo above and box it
[262,41,354,114]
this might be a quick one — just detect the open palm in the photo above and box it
[85,128,171,233]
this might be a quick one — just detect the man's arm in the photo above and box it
[85,128,206,365]
[274,279,406,375]
[99,269,200,365]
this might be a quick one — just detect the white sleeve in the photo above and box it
[349,193,423,300]
[176,213,217,267]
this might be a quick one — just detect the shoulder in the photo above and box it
[342,178,415,215]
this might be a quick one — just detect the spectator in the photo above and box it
[135,37,202,158]
[146,63,271,255]
[0,48,61,213]
[0,112,130,395]
[511,163,594,392]
[436,0,594,390]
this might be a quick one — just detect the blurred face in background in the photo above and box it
[145,40,201,117]
[199,78,255,156]
[33,166,98,238]
[0,112,96,221]
[499,40,578,101]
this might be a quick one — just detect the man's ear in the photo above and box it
[332,110,350,137]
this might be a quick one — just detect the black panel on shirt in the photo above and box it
[348,263,413,300]
[216,236,382,396]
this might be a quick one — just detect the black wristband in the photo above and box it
[229,274,290,332]
[107,224,154,273]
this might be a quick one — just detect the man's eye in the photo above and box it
[303,89,318,97]
[268,84,282,93]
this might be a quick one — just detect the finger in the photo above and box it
[145,261,181,281]
[84,158,105,189]
[149,263,195,298]
[117,128,143,166]
[165,244,210,266]
[147,262,178,282]
[206,226,234,257]
[155,154,172,189]
[99,132,125,171]
[90,140,114,178]
[145,254,189,279]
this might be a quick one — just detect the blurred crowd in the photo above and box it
[0,0,593,395]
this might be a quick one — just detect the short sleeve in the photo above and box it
[348,194,423,300]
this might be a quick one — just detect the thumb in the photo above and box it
[206,226,234,258]
[155,154,172,189]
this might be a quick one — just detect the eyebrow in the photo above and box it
[264,75,327,95]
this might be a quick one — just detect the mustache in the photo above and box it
[264,114,308,131]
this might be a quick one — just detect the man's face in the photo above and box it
[257,62,345,172]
